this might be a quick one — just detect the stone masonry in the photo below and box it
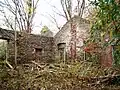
[0,28,55,64]
[54,16,90,60]
[0,15,114,67]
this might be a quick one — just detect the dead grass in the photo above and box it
[0,61,120,90]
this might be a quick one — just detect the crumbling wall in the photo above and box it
[0,28,55,64]
[8,33,55,64]
[54,16,90,60]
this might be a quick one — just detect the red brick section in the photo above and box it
[83,43,113,67]
[100,46,113,67]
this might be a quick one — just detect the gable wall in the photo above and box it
[54,16,90,59]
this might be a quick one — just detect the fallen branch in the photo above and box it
[31,61,46,69]
[6,60,13,69]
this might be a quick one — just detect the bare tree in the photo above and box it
[0,0,40,65]
[0,0,40,33]
[60,0,86,21]
[60,0,87,60]
[61,0,72,21]
[14,0,17,66]
[41,13,61,30]
[44,0,87,32]
[48,14,61,30]
[76,0,85,17]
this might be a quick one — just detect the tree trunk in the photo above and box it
[70,20,77,60]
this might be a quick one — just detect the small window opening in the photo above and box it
[33,48,42,62]
[35,48,42,53]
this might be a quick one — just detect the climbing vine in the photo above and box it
[89,0,120,65]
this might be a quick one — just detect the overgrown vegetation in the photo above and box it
[87,0,120,65]
[0,0,120,90]
[0,61,120,90]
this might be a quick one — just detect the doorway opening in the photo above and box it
[57,43,66,62]
[0,39,8,61]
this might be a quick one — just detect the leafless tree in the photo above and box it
[0,0,40,33]
[0,0,40,65]
[76,0,86,17]
[60,0,72,21]
[60,0,86,21]
[44,0,87,32]
[40,13,61,30]
[60,0,87,60]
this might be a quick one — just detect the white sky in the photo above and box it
[0,0,90,35]
[32,0,66,34]
[33,0,90,34]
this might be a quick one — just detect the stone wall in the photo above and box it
[0,28,55,64]
[54,16,90,60]
[9,33,55,64]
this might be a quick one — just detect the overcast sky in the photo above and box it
[32,0,66,34]
[0,0,90,35]
[33,0,90,34]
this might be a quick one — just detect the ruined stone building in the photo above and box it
[0,28,55,64]
[54,16,90,60]
[0,16,113,66]
[0,16,90,64]
[54,16,113,67]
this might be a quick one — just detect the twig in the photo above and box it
[31,61,46,68]
[6,60,13,69]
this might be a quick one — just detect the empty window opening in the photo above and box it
[57,43,66,61]
[35,48,42,53]
[33,48,43,62]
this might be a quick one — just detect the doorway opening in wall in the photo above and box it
[0,39,8,61]
[57,43,66,62]
[34,48,43,62]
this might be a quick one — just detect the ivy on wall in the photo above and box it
[88,0,120,65]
